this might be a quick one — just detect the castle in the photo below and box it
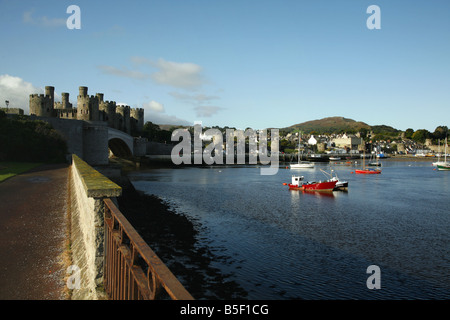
[29,86,144,135]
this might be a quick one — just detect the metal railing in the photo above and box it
[103,198,194,300]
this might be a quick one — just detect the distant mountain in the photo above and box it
[154,116,401,136]
[284,116,373,134]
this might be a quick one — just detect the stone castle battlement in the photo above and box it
[30,86,144,135]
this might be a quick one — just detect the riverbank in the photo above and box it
[114,160,248,300]
[387,155,437,161]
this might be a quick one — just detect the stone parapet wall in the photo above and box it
[69,154,121,299]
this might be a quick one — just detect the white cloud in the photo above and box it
[131,57,205,90]
[142,100,164,113]
[23,10,66,27]
[0,74,42,114]
[169,91,219,104]
[98,57,207,90]
[97,65,149,80]
[140,99,190,125]
[194,106,224,118]
[151,58,204,89]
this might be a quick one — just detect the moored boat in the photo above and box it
[290,161,314,169]
[306,154,329,162]
[437,163,450,171]
[320,168,348,190]
[287,175,338,191]
[435,138,449,171]
[291,132,315,168]
[356,149,381,174]
[333,178,349,190]
[355,168,381,174]
[368,162,381,167]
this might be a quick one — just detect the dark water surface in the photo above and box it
[128,160,449,299]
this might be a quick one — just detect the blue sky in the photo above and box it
[0,0,449,132]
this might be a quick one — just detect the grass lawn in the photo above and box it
[0,162,43,183]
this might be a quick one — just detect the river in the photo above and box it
[128,160,449,299]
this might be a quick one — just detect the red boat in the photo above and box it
[355,151,381,174]
[287,176,338,192]
[355,168,381,174]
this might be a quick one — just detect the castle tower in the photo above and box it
[29,85,55,117]
[89,94,100,121]
[130,108,144,134]
[99,99,116,127]
[29,94,49,117]
[45,86,55,110]
[96,93,104,103]
[61,93,71,109]
[77,86,99,121]
[96,93,105,121]
[115,105,131,134]
[77,86,90,121]
[55,92,73,110]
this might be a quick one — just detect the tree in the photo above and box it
[411,129,431,143]
[404,128,414,139]
[142,121,172,143]
[433,126,448,141]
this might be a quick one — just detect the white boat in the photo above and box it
[329,157,341,161]
[290,132,314,169]
[368,150,382,167]
[290,161,314,169]
[433,139,448,167]
[436,138,450,171]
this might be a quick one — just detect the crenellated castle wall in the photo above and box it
[29,86,144,136]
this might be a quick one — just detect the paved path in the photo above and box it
[0,163,69,300]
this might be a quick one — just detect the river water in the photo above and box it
[128,160,449,299]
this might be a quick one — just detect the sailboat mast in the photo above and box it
[298,131,302,163]
[445,137,448,163]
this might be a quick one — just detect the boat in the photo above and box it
[355,168,381,174]
[433,139,449,167]
[287,175,338,192]
[290,133,314,168]
[437,163,450,171]
[333,178,349,190]
[437,138,450,171]
[307,154,329,162]
[355,149,381,174]
[368,161,381,167]
[368,147,382,167]
[320,169,348,191]
[290,161,314,169]
[329,157,341,161]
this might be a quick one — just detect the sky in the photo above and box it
[0,0,449,132]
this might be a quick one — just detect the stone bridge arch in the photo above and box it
[108,127,134,157]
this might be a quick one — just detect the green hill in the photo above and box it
[285,116,372,134]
